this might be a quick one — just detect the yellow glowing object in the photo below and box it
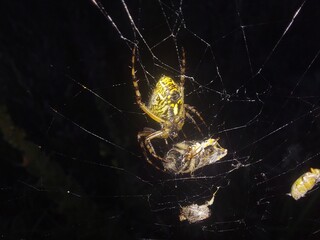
[290,168,320,200]
[131,46,205,170]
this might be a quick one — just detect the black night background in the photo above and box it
[1,0,320,239]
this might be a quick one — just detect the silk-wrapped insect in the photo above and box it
[163,138,227,174]
[290,168,320,200]
[179,188,219,223]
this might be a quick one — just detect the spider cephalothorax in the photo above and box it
[131,46,205,170]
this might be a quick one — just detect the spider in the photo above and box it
[163,138,227,175]
[131,46,206,170]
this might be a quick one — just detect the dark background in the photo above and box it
[1,0,320,239]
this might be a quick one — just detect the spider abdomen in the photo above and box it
[148,76,184,121]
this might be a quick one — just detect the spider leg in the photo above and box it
[186,112,203,135]
[144,129,169,162]
[142,127,156,132]
[132,46,165,124]
[137,128,165,172]
[181,130,187,139]
[185,104,207,128]
[180,47,186,87]
[138,127,170,164]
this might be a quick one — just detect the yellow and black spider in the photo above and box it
[131,46,205,170]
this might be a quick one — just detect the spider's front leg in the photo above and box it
[185,104,207,133]
[186,112,203,135]
[137,128,168,172]
[144,129,169,162]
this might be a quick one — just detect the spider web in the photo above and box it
[1,0,320,238]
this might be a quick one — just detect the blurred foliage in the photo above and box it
[0,105,127,238]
